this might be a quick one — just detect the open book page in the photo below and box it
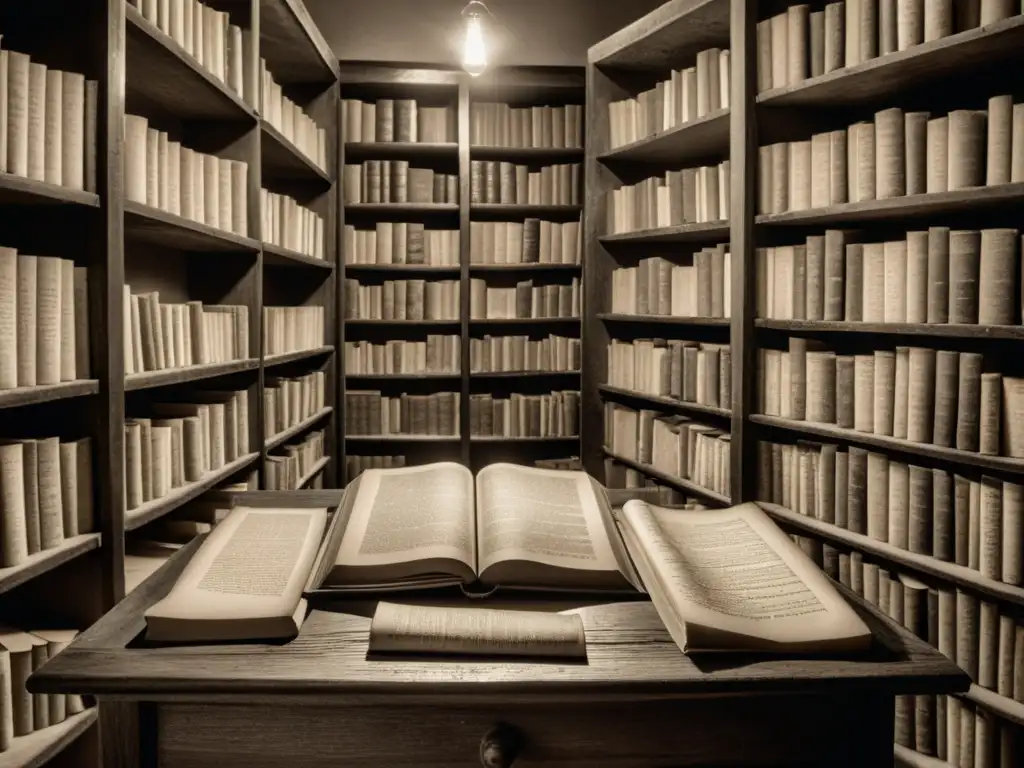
[475,463,631,584]
[145,506,327,629]
[618,501,872,652]
[331,462,477,582]
[369,601,586,658]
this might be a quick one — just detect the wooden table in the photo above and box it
[30,491,969,767]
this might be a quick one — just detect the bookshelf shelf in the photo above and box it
[0,380,100,409]
[125,360,260,392]
[0,534,102,597]
[470,317,581,329]
[468,263,581,274]
[345,373,461,381]
[295,456,330,489]
[602,449,731,506]
[263,243,334,270]
[959,684,1024,728]
[125,452,260,532]
[261,121,332,184]
[266,406,334,451]
[125,5,257,121]
[344,435,461,443]
[470,145,585,162]
[598,313,730,328]
[263,346,335,367]
[755,319,1024,341]
[598,109,729,166]
[344,319,461,330]
[756,503,1024,608]
[599,384,731,419]
[0,707,98,768]
[751,414,1024,478]
[471,436,580,443]
[343,264,461,276]
[345,203,459,218]
[599,220,730,245]
[259,0,340,84]
[893,744,952,768]
[344,142,459,161]
[471,370,581,379]
[124,200,261,253]
[0,173,100,207]
[470,203,582,219]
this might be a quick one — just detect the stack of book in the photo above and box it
[259,59,326,170]
[345,391,460,436]
[260,189,326,260]
[0,46,96,192]
[757,228,1021,325]
[758,98,1024,215]
[469,102,583,148]
[343,163,458,204]
[124,114,249,236]
[604,402,730,499]
[346,454,406,479]
[756,3,1022,94]
[124,388,250,512]
[265,429,325,490]
[470,334,580,373]
[0,437,93,565]
[469,161,581,205]
[608,46,730,149]
[344,224,459,266]
[469,219,581,264]
[469,277,581,319]
[262,306,325,355]
[342,99,456,143]
[263,371,326,440]
[0,249,89,388]
[344,279,460,321]
[123,291,249,375]
[344,336,460,375]
[611,248,732,318]
[758,338,1024,459]
[608,162,730,232]
[469,391,580,438]
[0,627,88,743]
[607,339,731,410]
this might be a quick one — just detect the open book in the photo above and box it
[306,462,640,594]
[144,506,327,643]
[616,500,872,653]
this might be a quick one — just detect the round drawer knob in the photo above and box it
[479,723,520,767]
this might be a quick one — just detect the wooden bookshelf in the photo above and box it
[265,406,334,451]
[345,141,459,160]
[597,108,729,165]
[0,535,103,597]
[0,381,100,409]
[598,220,730,244]
[603,449,731,506]
[0,708,99,768]
[755,319,1024,341]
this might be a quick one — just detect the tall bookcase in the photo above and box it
[0,1,339,766]
[338,64,585,482]
[585,0,1024,766]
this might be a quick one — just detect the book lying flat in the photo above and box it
[305,462,642,595]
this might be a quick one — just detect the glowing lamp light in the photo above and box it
[461,1,489,77]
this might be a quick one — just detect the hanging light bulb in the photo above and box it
[461,1,489,77]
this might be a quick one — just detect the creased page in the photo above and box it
[476,463,619,573]
[335,462,476,570]
[620,501,871,651]
[369,602,586,658]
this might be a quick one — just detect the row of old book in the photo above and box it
[469,102,584,149]
[759,99,1024,216]
[342,162,458,205]
[758,228,1023,325]
[610,248,732,319]
[0,438,93,568]
[262,306,325,356]
[811,540,1023,763]
[344,278,460,322]
[757,1,1022,94]
[607,339,733,411]
[609,162,731,233]
[123,388,250,513]
[128,0,246,103]
[259,58,327,171]
[607,46,731,150]
[265,429,326,491]
[468,391,581,438]
[344,337,461,376]
[760,438,1024,586]
[469,277,582,320]
[0,249,90,389]
[263,372,326,441]
[344,391,460,437]
[470,334,581,374]
[604,402,731,499]
[758,339,1024,458]
[341,99,456,144]
[0,627,88,752]
[469,161,581,206]
[122,290,249,376]
[124,114,249,236]
[0,46,96,192]
[345,223,458,267]
[470,219,582,265]
[261,189,326,260]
